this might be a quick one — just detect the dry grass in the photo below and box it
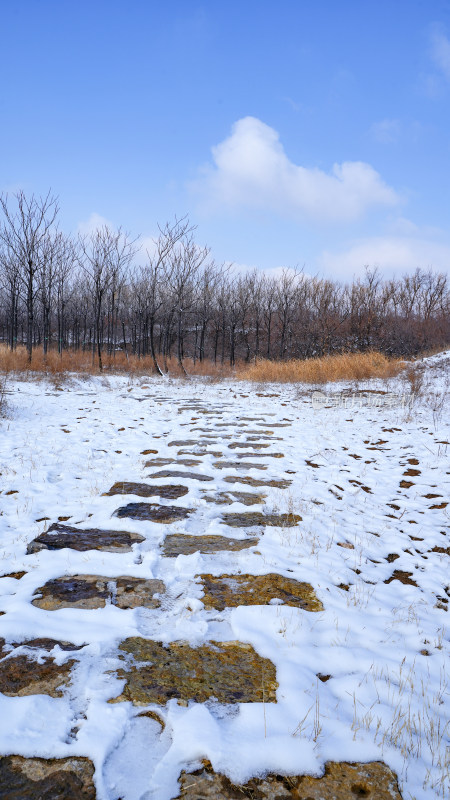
[239,352,405,384]
[0,346,405,384]
[0,345,235,379]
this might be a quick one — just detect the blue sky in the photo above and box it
[1,0,449,277]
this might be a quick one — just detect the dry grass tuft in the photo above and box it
[238,352,405,384]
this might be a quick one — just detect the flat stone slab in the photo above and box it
[168,439,199,447]
[178,449,223,457]
[144,457,175,467]
[114,502,191,523]
[162,534,259,557]
[104,481,188,499]
[0,756,96,799]
[198,573,323,612]
[221,511,301,528]
[175,760,402,799]
[146,470,214,482]
[228,442,271,449]
[236,452,284,459]
[31,575,165,610]
[27,523,144,554]
[0,638,81,697]
[202,491,266,506]
[113,638,277,705]
[223,476,292,489]
[213,460,268,471]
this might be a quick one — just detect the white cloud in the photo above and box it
[370,118,400,144]
[319,233,450,278]
[77,212,114,236]
[430,26,450,81]
[193,117,400,222]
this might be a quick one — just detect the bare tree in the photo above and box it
[0,190,59,362]
[79,225,138,370]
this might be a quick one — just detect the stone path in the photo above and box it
[0,394,405,799]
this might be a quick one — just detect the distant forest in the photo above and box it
[0,191,449,372]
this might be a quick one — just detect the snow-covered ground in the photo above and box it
[0,354,449,799]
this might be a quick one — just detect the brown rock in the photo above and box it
[221,511,301,528]
[0,755,95,799]
[174,759,402,799]
[202,491,266,507]
[0,639,79,697]
[27,524,144,554]
[104,481,188,499]
[147,470,213,482]
[198,573,323,612]
[113,638,277,705]
[223,476,292,489]
[162,534,259,557]
[31,575,165,610]
[114,502,191,523]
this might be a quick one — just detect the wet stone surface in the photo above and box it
[198,573,323,612]
[146,470,213,482]
[31,575,165,610]
[222,511,302,528]
[0,755,96,799]
[223,476,292,489]
[27,523,145,554]
[174,760,402,799]
[114,502,191,523]
[162,534,259,557]
[0,638,79,697]
[104,481,188,499]
[114,637,278,705]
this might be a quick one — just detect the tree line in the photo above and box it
[0,190,448,372]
